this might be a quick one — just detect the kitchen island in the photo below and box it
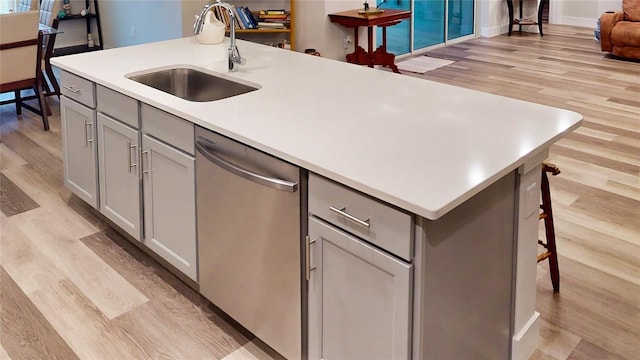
[52,36,582,360]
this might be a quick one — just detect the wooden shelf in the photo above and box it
[513,20,537,25]
[55,0,103,55]
[58,13,96,21]
[229,28,291,34]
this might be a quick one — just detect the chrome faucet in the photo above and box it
[194,0,246,72]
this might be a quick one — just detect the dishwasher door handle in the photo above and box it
[196,140,298,192]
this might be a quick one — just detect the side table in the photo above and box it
[506,0,549,36]
[328,9,411,73]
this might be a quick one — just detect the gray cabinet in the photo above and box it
[308,173,413,360]
[141,134,197,281]
[61,73,197,282]
[61,95,98,208]
[97,113,141,240]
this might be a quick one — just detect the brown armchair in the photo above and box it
[600,0,640,59]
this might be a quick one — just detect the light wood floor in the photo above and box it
[1,24,638,359]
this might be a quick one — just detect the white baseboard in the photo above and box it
[480,23,543,38]
[555,16,598,28]
[512,311,540,360]
[481,24,509,38]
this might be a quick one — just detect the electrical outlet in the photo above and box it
[343,35,352,49]
[130,26,136,38]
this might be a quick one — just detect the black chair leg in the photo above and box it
[42,71,53,94]
[14,90,22,115]
[34,85,49,131]
[45,64,60,99]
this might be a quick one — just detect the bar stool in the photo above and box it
[538,162,560,292]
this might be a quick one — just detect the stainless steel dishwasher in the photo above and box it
[195,126,303,360]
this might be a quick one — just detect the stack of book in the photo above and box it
[257,9,289,29]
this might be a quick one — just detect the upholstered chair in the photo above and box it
[39,0,62,97]
[39,0,61,26]
[600,0,640,59]
[0,11,50,130]
[16,0,36,12]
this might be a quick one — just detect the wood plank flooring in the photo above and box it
[417,25,639,360]
[1,24,638,359]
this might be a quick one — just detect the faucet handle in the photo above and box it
[230,46,245,64]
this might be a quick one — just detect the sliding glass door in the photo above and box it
[413,0,446,49]
[447,0,474,41]
[377,0,475,56]
[377,0,411,55]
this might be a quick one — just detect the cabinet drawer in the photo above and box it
[141,104,194,155]
[97,85,139,129]
[60,70,95,108]
[309,174,413,261]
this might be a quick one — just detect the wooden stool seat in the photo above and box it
[538,162,560,292]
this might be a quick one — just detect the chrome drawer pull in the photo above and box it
[329,206,370,228]
[84,120,93,146]
[128,142,137,173]
[141,150,150,174]
[305,236,316,281]
[63,85,81,94]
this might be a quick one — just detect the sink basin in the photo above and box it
[127,67,258,102]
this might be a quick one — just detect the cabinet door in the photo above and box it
[308,217,412,360]
[142,134,197,281]
[61,96,98,208]
[97,113,141,240]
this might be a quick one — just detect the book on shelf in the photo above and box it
[260,9,286,15]
[241,7,259,28]
[258,13,288,20]
[257,21,286,29]
[213,5,251,30]
[213,6,232,29]
[236,6,251,28]
[231,6,243,29]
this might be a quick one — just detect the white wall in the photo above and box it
[101,0,183,48]
[478,0,621,38]
[296,0,364,60]
[0,0,18,12]
[478,0,509,37]
[549,0,621,27]
[56,0,183,50]
[182,0,207,38]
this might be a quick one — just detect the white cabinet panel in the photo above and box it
[97,85,139,129]
[142,134,197,281]
[308,216,412,360]
[309,173,413,261]
[97,113,141,241]
[141,104,194,155]
[61,96,98,208]
[60,70,95,108]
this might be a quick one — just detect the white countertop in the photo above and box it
[52,37,582,220]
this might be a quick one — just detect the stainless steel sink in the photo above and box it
[127,67,258,102]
